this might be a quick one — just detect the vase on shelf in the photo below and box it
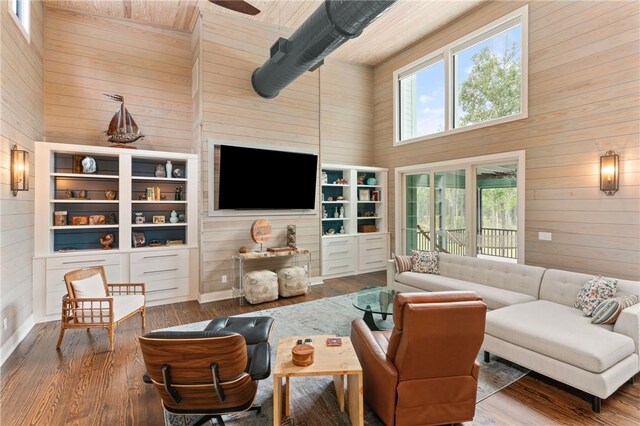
[169,210,178,223]
[166,161,173,178]
[334,208,339,218]
[339,206,345,218]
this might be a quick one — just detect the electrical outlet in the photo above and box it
[538,232,552,241]
[221,275,227,284]
[3,318,7,331]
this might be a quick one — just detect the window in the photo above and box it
[9,0,30,42]
[394,6,528,144]
[398,59,445,140]
[398,151,525,263]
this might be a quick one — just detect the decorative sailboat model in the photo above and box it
[104,94,144,148]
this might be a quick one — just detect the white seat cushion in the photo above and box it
[71,274,107,298]
[75,295,144,324]
[486,300,635,373]
[395,272,536,310]
[112,295,145,322]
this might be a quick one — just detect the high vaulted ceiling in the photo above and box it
[45,0,484,65]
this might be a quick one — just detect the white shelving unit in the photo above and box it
[320,164,389,277]
[33,142,199,322]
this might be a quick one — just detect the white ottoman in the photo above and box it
[243,270,278,304]
[276,266,309,298]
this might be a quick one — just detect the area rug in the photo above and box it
[162,293,529,425]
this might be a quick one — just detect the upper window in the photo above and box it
[9,0,31,42]
[394,6,528,145]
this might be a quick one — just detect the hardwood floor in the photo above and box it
[1,271,638,425]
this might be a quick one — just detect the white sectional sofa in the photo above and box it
[387,253,640,411]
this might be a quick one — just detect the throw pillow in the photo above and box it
[392,253,412,274]
[591,295,639,325]
[410,250,439,275]
[71,273,107,298]
[574,276,618,317]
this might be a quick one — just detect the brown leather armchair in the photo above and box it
[351,291,486,426]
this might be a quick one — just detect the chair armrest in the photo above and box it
[61,295,113,324]
[614,304,640,361]
[387,260,395,288]
[351,319,398,425]
[246,342,271,381]
[108,283,145,295]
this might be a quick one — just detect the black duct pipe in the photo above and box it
[251,0,396,99]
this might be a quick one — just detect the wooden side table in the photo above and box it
[273,335,363,426]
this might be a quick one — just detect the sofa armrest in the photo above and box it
[351,319,398,426]
[614,304,640,365]
[387,259,395,288]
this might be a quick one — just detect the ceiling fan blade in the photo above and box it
[209,0,261,16]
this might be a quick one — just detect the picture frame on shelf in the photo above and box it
[89,215,106,225]
[152,215,165,224]
[132,231,146,247]
[54,211,67,226]
[372,190,380,201]
[358,189,370,201]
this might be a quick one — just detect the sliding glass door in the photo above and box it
[476,163,518,261]
[404,174,431,252]
[399,152,523,263]
[435,169,467,255]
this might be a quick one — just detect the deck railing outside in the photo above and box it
[410,227,517,259]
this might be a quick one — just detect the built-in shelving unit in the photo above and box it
[33,142,199,322]
[320,164,389,277]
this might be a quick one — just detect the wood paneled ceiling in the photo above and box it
[45,0,485,65]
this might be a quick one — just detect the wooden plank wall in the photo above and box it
[198,11,320,294]
[373,0,640,279]
[197,10,374,294]
[0,1,44,347]
[43,8,193,152]
[320,60,374,166]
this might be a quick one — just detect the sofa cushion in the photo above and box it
[592,295,639,325]
[574,276,618,316]
[437,253,545,299]
[395,272,536,310]
[393,253,412,273]
[540,269,640,308]
[485,300,635,373]
[410,250,439,274]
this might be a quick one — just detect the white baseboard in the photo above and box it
[310,277,324,286]
[1,314,35,367]
[198,289,233,304]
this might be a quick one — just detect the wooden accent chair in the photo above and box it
[351,291,487,426]
[58,266,145,351]
[139,318,274,426]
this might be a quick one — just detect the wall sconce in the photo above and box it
[600,150,619,196]
[10,145,29,196]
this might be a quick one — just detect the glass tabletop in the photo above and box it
[352,287,400,315]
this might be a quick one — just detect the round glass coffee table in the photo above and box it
[352,287,400,331]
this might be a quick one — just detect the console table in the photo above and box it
[232,248,311,305]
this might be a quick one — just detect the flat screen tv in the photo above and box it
[217,145,318,210]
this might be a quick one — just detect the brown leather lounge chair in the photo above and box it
[351,292,487,425]
[139,316,274,426]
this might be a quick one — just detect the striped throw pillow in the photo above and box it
[393,253,412,273]
[591,295,639,325]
